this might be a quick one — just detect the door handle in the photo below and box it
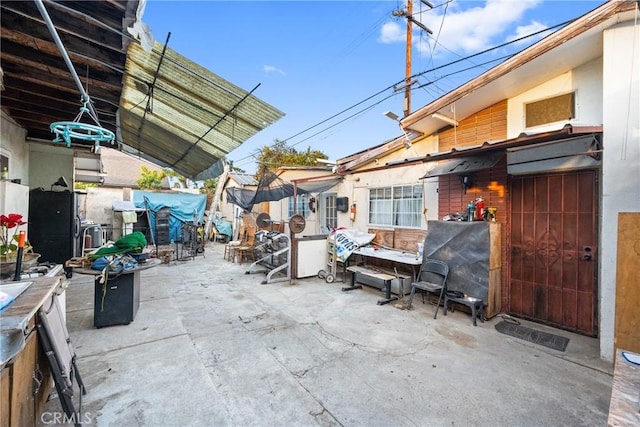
[582,246,593,261]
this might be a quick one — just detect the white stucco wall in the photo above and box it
[348,164,439,232]
[268,137,441,236]
[507,57,603,136]
[505,21,640,361]
[600,20,640,361]
[346,135,440,231]
[28,143,74,190]
[266,168,334,236]
[0,113,30,222]
[1,111,29,185]
[82,187,126,224]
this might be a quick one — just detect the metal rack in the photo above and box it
[179,222,205,260]
[317,238,346,283]
[245,231,291,284]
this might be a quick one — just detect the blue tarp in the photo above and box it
[133,191,206,243]
[212,218,233,240]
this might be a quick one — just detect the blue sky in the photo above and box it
[142,0,602,173]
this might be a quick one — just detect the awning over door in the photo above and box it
[399,125,602,179]
[507,134,601,175]
[421,152,503,178]
[119,42,285,181]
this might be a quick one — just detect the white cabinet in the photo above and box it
[0,181,29,221]
[296,235,327,278]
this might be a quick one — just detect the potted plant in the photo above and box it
[0,213,39,275]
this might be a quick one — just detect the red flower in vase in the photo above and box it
[1,213,27,256]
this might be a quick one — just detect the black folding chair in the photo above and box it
[37,294,86,426]
[406,259,449,319]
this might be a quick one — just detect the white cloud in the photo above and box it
[507,20,550,46]
[379,21,405,44]
[264,65,285,76]
[390,0,543,56]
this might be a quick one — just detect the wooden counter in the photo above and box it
[0,275,64,426]
[1,276,63,324]
[608,349,640,426]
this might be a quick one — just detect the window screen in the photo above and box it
[288,194,311,219]
[525,92,575,128]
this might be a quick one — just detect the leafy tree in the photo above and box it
[255,139,328,179]
[200,178,218,193]
[74,182,98,190]
[136,165,166,190]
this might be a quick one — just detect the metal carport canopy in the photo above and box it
[118,42,285,181]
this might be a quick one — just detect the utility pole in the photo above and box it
[392,0,433,117]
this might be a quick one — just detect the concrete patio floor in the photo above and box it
[41,242,614,426]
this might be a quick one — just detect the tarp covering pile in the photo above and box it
[226,170,342,211]
[133,191,207,243]
[88,231,147,260]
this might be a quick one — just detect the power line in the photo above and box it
[412,19,569,82]
[335,6,395,60]
[233,17,577,167]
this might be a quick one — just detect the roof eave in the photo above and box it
[401,1,638,132]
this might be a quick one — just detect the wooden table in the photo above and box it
[608,349,640,426]
[352,247,423,279]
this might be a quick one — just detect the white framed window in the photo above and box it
[322,193,337,234]
[369,184,422,228]
[288,193,311,219]
[1,147,10,175]
[0,154,8,174]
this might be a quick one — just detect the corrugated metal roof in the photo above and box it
[119,42,284,180]
[229,173,257,186]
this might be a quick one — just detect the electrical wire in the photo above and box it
[335,6,395,60]
[412,19,571,82]
[233,50,508,170]
[234,19,570,169]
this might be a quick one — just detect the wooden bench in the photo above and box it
[343,265,398,305]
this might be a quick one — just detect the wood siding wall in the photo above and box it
[438,100,508,151]
[437,159,508,220]
[436,100,510,311]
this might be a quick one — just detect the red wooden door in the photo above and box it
[509,171,597,336]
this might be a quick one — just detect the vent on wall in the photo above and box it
[336,197,349,212]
